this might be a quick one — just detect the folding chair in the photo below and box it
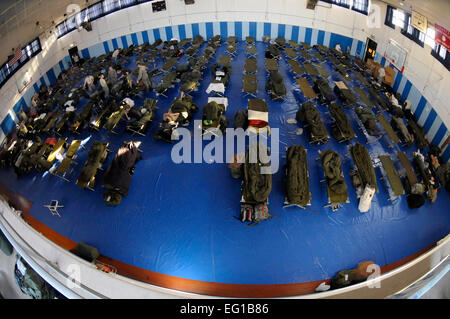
[44,200,63,218]
[242,74,258,98]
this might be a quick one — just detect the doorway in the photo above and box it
[364,38,377,62]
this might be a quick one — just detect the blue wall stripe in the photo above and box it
[33,83,40,93]
[153,28,161,41]
[401,81,412,103]
[165,26,173,41]
[1,114,15,135]
[46,69,57,85]
[205,22,213,40]
[39,76,47,87]
[393,72,403,92]
[178,25,186,40]
[220,22,228,40]
[103,41,110,53]
[317,30,325,45]
[13,97,26,113]
[192,23,199,37]
[423,109,437,132]
[432,124,447,146]
[264,23,271,37]
[141,31,149,43]
[81,48,91,59]
[111,39,119,50]
[278,24,286,38]
[112,38,119,50]
[59,61,65,71]
[414,96,428,120]
[235,22,242,40]
[131,33,139,46]
[249,22,257,39]
[305,28,312,44]
[291,26,299,42]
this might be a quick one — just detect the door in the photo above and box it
[364,38,377,62]
[68,46,80,65]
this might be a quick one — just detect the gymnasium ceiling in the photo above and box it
[0,0,448,63]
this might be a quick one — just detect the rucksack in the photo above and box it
[240,203,272,225]
[234,110,248,129]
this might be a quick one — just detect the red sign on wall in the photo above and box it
[435,23,450,51]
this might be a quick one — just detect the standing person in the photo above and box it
[137,63,151,93]
[335,43,342,53]
[125,70,133,89]
[72,53,80,66]
[83,74,95,93]
[107,65,118,87]
[112,49,120,63]
[99,72,109,99]
[377,67,385,84]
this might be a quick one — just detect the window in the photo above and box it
[19,49,28,64]
[321,0,351,9]
[0,37,41,89]
[431,44,450,71]
[120,0,137,8]
[103,0,121,14]
[65,14,79,32]
[55,22,68,38]
[385,5,395,29]
[393,9,406,29]
[87,2,104,21]
[401,13,424,47]
[31,39,41,54]
[352,0,369,15]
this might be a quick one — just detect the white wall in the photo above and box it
[3,0,448,134]
[0,0,368,123]
[368,0,449,131]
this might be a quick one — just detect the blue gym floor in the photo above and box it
[1,40,449,286]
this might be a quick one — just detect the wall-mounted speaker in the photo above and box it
[81,22,92,32]
[152,1,167,12]
[184,0,195,4]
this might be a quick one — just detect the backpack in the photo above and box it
[234,110,248,130]
[240,203,272,225]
